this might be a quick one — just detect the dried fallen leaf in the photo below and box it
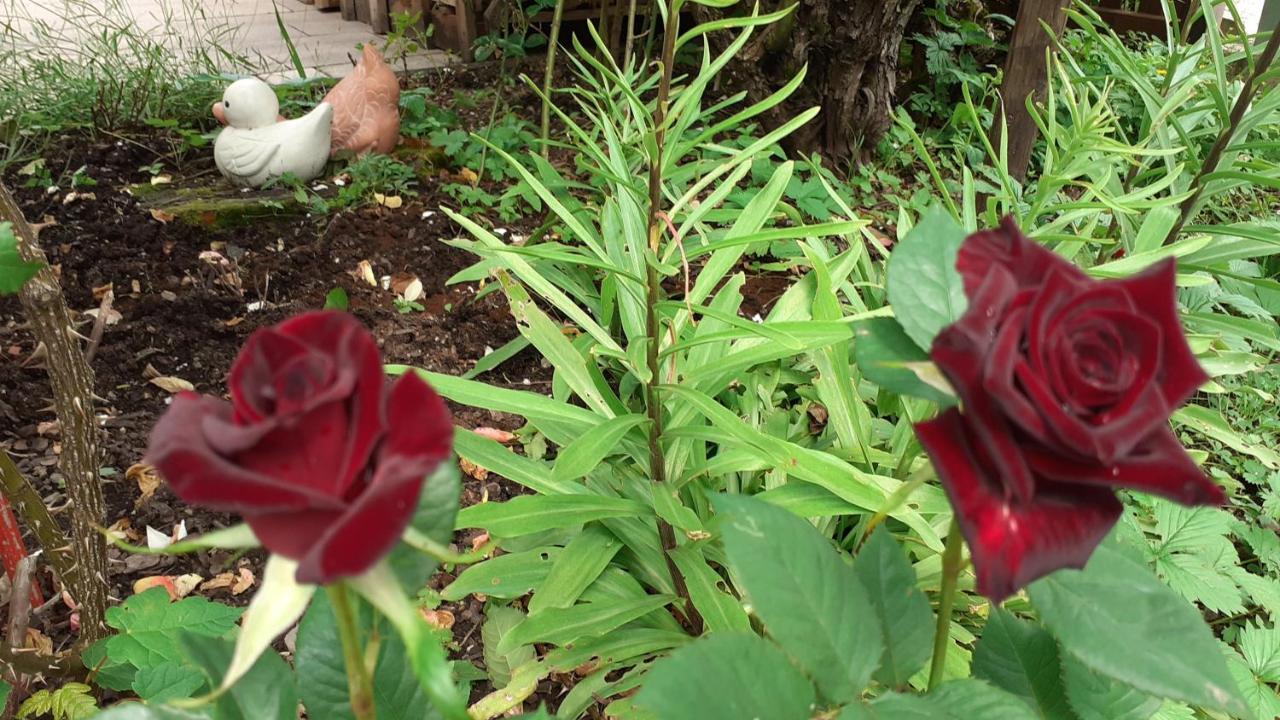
[201,572,236,591]
[107,518,141,542]
[149,208,176,224]
[459,457,489,482]
[127,463,162,507]
[453,167,479,185]
[222,316,246,328]
[25,628,53,655]
[36,420,60,436]
[84,307,123,326]
[151,174,173,186]
[470,532,491,551]
[373,193,404,209]
[134,575,180,600]
[391,273,424,302]
[173,574,202,598]
[150,376,194,394]
[419,608,455,631]
[352,260,378,287]
[232,567,255,595]
[92,283,114,301]
[142,363,162,380]
[472,427,516,444]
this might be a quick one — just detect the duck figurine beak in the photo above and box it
[212,101,228,126]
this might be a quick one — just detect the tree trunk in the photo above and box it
[695,0,922,159]
[995,0,1068,181]
[0,182,108,646]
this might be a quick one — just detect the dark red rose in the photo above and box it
[146,311,452,584]
[914,218,1224,602]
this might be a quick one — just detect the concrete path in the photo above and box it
[1,0,452,80]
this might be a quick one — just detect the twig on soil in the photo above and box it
[84,289,114,365]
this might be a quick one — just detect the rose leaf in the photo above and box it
[886,205,969,352]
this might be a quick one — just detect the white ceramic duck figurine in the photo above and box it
[213,78,333,188]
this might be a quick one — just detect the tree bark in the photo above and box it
[694,0,923,159]
[0,182,108,646]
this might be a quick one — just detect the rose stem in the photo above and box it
[927,519,963,691]
[328,584,377,720]
[642,0,703,635]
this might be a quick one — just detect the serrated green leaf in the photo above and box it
[853,526,934,687]
[1063,653,1161,720]
[853,318,958,405]
[862,680,1039,719]
[457,494,650,536]
[972,609,1074,719]
[1028,542,1251,718]
[295,591,440,720]
[388,462,462,590]
[17,683,97,720]
[482,606,536,688]
[130,664,206,704]
[634,633,815,720]
[886,205,969,351]
[103,589,242,670]
[82,704,210,720]
[1223,641,1280,720]
[715,494,883,703]
[323,287,349,311]
[181,632,298,720]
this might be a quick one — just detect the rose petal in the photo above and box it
[295,373,452,583]
[955,217,1087,297]
[916,410,1123,602]
[1025,426,1226,506]
[235,399,353,496]
[276,311,387,495]
[147,394,343,511]
[244,507,344,560]
[932,267,1036,501]
[228,327,322,423]
[1110,259,1208,407]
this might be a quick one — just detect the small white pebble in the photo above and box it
[494,228,509,236]
[522,378,531,385]
[311,184,328,192]
[751,313,763,323]
[421,210,435,219]
[483,346,494,356]
[247,301,265,312]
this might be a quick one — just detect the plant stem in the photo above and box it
[0,180,107,646]
[539,0,566,159]
[328,584,376,720]
[1164,18,1280,245]
[643,0,703,636]
[927,519,963,691]
[0,450,75,588]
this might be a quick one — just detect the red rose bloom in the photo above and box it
[146,311,452,584]
[915,218,1224,602]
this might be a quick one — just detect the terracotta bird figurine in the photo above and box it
[323,44,401,156]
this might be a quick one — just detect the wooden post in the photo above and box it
[340,0,357,21]
[996,0,1069,181]
[457,0,478,61]
[369,0,390,33]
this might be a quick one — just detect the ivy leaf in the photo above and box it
[886,205,969,351]
[0,222,43,296]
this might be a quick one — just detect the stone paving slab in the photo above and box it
[1,0,452,79]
